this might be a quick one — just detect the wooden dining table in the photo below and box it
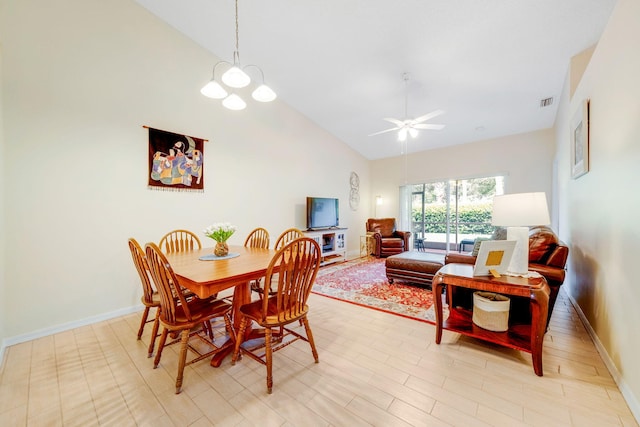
[165,245,278,367]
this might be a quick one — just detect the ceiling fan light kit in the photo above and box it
[370,72,445,142]
[398,128,407,142]
[200,0,276,110]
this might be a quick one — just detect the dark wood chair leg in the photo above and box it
[137,307,150,340]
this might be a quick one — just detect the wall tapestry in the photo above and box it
[146,127,206,192]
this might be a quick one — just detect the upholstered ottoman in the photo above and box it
[385,252,445,287]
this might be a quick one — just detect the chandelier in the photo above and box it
[200,0,276,110]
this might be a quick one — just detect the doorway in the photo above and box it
[409,175,504,253]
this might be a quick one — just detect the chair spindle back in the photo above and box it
[274,227,304,250]
[128,238,155,305]
[145,242,194,325]
[159,229,202,254]
[244,227,270,249]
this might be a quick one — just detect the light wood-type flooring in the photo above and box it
[0,287,637,426]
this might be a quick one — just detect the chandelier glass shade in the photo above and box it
[222,93,247,111]
[221,65,251,88]
[200,79,228,99]
[200,0,276,110]
[252,84,277,102]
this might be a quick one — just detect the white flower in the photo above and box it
[203,222,237,242]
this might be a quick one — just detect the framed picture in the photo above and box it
[473,240,516,276]
[570,99,590,179]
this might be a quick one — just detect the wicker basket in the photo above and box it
[472,291,510,332]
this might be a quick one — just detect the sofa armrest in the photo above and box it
[545,245,569,269]
[395,231,411,250]
[529,263,566,287]
[394,230,411,240]
[445,253,476,265]
[369,231,382,257]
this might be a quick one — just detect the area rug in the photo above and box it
[312,257,436,323]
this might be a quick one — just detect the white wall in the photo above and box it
[0,0,370,352]
[370,129,556,220]
[0,27,6,354]
[555,0,640,417]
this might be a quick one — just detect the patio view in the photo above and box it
[409,175,505,253]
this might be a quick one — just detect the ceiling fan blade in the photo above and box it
[412,109,445,124]
[368,127,400,136]
[413,123,445,130]
[383,117,405,127]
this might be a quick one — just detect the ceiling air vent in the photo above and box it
[540,97,554,107]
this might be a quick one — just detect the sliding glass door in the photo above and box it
[409,175,504,252]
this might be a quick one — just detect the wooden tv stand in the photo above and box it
[432,263,550,376]
[302,228,347,266]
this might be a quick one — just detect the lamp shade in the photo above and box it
[222,93,246,110]
[491,192,550,226]
[221,66,251,88]
[200,80,228,99]
[252,84,277,102]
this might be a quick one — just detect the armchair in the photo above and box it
[366,218,411,258]
[445,226,568,326]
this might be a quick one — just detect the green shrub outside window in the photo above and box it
[412,203,495,235]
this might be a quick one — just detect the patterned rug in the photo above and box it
[312,257,436,323]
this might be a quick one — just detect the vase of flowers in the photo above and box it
[203,223,236,257]
[214,241,229,257]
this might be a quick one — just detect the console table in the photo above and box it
[302,228,347,266]
[432,263,550,376]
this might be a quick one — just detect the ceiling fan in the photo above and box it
[369,73,445,141]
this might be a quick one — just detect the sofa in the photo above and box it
[365,218,411,258]
[445,226,568,326]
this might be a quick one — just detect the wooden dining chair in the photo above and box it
[159,229,219,302]
[251,227,304,298]
[145,242,235,394]
[244,227,270,249]
[244,227,270,297]
[244,228,270,297]
[128,238,161,358]
[231,237,321,393]
[274,227,304,250]
[159,229,202,254]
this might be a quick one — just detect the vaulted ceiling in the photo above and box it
[135,0,617,160]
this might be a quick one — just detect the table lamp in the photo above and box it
[491,192,550,275]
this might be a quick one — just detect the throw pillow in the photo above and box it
[471,238,489,256]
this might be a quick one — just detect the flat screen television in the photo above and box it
[306,197,339,230]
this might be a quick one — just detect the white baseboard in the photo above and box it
[0,342,5,374]
[566,292,640,423]
[0,304,142,369]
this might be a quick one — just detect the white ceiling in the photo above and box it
[134,0,617,160]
